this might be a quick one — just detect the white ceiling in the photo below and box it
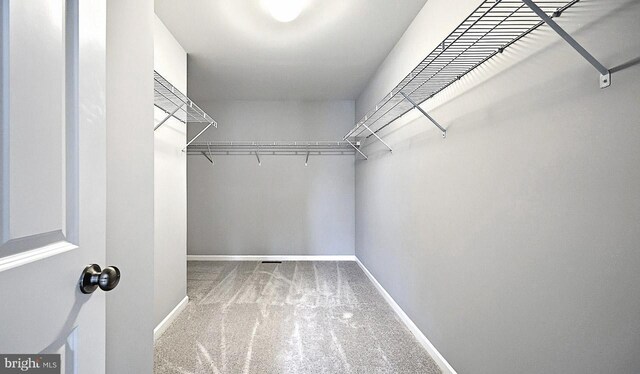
[155,0,428,101]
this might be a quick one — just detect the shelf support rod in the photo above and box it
[345,139,368,160]
[521,0,610,88]
[305,151,310,166]
[401,92,447,138]
[255,149,261,166]
[182,121,215,152]
[360,123,393,152]
[154,104,183,131]
[206,143,214,165]
[201,151,213,164]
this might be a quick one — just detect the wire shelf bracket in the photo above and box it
[153,71,218,151]
[344,0,611,155]
[361,122,393,152]
[400,92,447,138]
[521,0,611,88]
[201,151,214,164]
[345,139,368,160]
[154,104,184,131]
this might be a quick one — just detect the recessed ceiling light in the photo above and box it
[261,0,306,23]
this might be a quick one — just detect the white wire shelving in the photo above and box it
[345,0,611,157]
[187,141,362,165]
[154,71,217,151]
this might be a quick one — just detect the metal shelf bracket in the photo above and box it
[401,92,447,138]
[361,123,393,152]
[345,139,368,160]
[521,0,611,88]
[201,143,214,165]
[155,104,184,131]
[201,151,213,164]
[182,121,216,152]
[255,149,261,166]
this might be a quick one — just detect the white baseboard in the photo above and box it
[355,258,457,374]
[187,255,357,262]
[154,296,189,341]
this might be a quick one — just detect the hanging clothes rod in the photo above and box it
[187,141,359,155]
[187,141,363,165]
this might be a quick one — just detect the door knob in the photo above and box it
[79,264,121,294]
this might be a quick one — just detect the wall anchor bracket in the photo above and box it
[599,72,611,89]
[521,0,611,88]
[401,92,447,138]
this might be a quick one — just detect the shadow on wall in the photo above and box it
[610,56,640,73]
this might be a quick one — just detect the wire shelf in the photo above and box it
[154,70,218,150]
[187,141,359,156]
[154,71,215,125]
[344,0,580,142]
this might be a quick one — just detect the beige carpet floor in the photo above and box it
[154,261,441,374]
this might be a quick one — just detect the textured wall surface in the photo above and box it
[153,15,188,328]
[187,100,355,256]
[354,0,640,373]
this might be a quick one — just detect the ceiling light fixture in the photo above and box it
[261,0,306,23]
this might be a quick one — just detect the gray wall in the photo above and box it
[106,0,155,372]
[187,100,355,256]
[354,0,640,373]
[153,15,187,329]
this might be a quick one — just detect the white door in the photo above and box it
[0,1,108,373]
